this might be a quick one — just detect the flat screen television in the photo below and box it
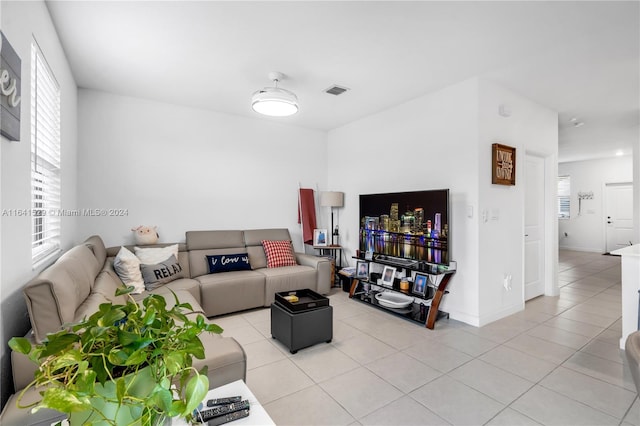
[359,189,450,266]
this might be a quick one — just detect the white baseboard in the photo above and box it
[448,310,480,327]
[448,302,525,328]
[477,303,525,327]
[559,245,603,253]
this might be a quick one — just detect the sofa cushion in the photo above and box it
[143,288,205,316]
[24,245,100,342]
[74,291,111,323]
[257,265,317,305]
[186,230,245,250]
[243,228,292,269]
[196,271,265,317]
[113,246,145,294]
[58,243,102,283]
[194,334,247,390]
[1,386,67,426]
[134,244,179,264]
[140,254,185,290]
[92,270,128,304]
[84,235,107,266]
[262,240,297,268]
[206,253,251,274]
[139,278,203,306]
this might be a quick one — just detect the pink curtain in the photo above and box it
[298,188,317,245]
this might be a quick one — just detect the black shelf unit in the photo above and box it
[351,288,449,325]
[348,256,455,329]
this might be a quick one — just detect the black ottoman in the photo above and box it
[271,300,333,354]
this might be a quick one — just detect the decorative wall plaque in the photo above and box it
[1,31,22,141]
[492,143,516,185]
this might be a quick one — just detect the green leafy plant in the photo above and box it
[9,287,222,425]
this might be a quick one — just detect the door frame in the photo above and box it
[524,154,546,300]
[524,151,559,298]
[602,181,633,253]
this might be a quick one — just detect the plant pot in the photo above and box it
[68,367,163,426]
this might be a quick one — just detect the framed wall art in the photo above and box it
[1,31,22,141]
[492,143,516,186]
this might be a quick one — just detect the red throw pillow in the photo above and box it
[262,240,297,268]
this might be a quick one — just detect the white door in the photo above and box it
[605,183,634,253]
[524,155,545,300]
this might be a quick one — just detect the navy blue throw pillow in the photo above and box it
[206,253,251,274]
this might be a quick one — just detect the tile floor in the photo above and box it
[212,250,639,425]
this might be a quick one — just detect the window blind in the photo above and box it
[557,175,570,219]
[31,41,61,264]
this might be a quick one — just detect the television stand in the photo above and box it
[347,258,455,329]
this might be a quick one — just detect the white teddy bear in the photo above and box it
[131,225,159,245]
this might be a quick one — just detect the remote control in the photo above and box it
[207,408,250,425]
[207,396,242,407]
[194,400,250,422]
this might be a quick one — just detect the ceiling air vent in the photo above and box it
[324,85,349,96]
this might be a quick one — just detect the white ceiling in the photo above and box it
[45,1,639,163]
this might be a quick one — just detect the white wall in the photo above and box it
[0,0,78,406]
[558,156,633,252]
[327,78,558,326]
[477,79,558,324]
[77,89,328,250]
[328,78,481,323]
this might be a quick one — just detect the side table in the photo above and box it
[313,245,343,286]
[2,380,275,426]
[174,379,275,425]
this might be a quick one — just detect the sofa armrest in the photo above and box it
[295,252,324,268]
[295,253,332,294]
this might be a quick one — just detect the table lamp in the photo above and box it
[320,191,344,246]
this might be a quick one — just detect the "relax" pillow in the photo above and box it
[206,253,251,274]
[140,254,185,291]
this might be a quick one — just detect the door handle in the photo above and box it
[525,234,529,237]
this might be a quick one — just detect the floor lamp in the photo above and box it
[320,191,344,246]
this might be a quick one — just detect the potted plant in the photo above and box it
[9,288,222,425]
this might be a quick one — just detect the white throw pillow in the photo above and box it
[134,244,179,265]
[113,246,145,294]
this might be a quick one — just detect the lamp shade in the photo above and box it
[320,191,344,208]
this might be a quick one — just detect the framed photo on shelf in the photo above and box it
[412,273,428,296]
[313,229,328,247]
[381,266,396,287]
[355,261,369,280]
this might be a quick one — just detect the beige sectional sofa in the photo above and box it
[1,228,331,425]
[184,228,331,316]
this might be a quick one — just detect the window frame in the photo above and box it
[30,40,61,266]
[557,175,571,220]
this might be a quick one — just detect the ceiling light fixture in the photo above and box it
[251,72,298,117]
[616,150,624,156]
